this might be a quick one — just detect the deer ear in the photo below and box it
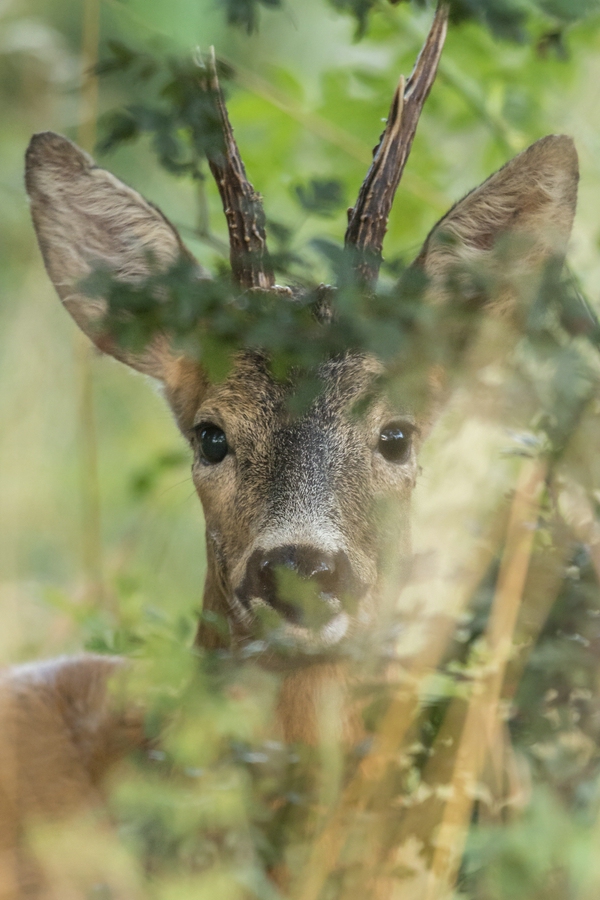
[26,132,208,433]
[25,131,204,380]
[414,134,579,310]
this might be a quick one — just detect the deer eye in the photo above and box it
[378,423,413,464]
[196,424,228,464]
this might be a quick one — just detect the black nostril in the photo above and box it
[236,544,361,625]
[308,557,337,595]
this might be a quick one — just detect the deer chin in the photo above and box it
[229,587,379,663]
[255,606,351,652]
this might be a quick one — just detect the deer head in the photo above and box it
[25,4,578,658]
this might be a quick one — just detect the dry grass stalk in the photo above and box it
[422,458,547,900]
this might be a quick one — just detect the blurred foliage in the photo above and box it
[222,0,600,41]
[96,47,232,177]
[293,176,346,217]
[447,0,600,42]
[224,0,284,34]
[2,0,600,897]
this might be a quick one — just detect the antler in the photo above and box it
[205,48,275,292]
[345,2,449,285]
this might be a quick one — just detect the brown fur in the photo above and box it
[11,130,579,894]
[0,656,145,897]
[25,132,203,385]
[416,134,578,315]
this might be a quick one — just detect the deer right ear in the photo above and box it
[26,132,207,432]
[414,134,579,313]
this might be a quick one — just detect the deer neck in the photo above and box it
[275,662,361,746]
[194,555,231,651]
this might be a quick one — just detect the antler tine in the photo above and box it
[205,48,275,292]
[345,1,449,286]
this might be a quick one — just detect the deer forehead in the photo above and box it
[191,351,413,502]
[191,352,415,534]
[193,351,390,434]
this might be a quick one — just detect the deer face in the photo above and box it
[25,35,578,652]
[190,350,418,646]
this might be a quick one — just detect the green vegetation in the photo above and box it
[2,0,600,897]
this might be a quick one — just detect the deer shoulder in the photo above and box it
[0,655,145,845]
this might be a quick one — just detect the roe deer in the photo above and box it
[3,1,581,895]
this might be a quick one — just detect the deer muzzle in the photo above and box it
[236,544,366,628]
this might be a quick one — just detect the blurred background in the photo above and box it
[5,3,600,898]
[1,0,600,660]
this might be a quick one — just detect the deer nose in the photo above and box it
[238,545,356,625]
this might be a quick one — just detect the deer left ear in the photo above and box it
[414,134,579,308]
[25,132,205,379]
[26,131,208,433]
